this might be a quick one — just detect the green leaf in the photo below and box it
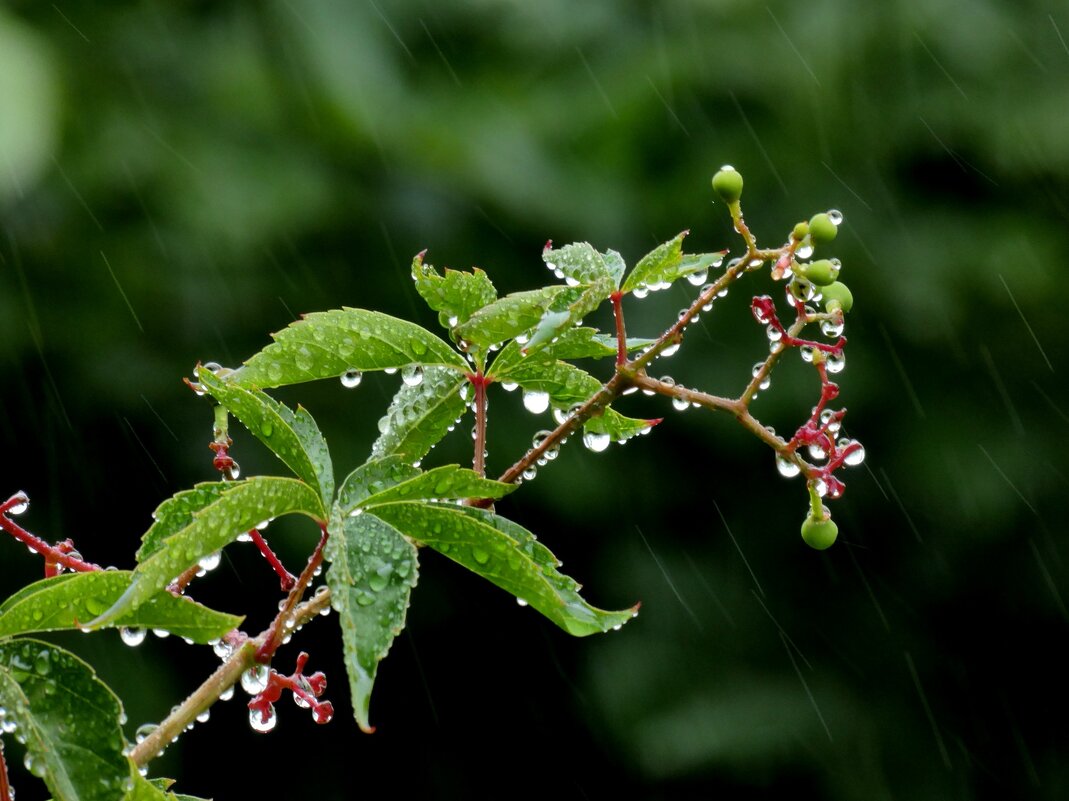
[543,241,626,287]
[0,572,241,643]
[137,482,229,563]
[411,252,497,330]
[335,457,421,517]
[369,503,637,636]
[230,308,467,389]
[523,275,615,354]
[488,328,652,377]
[492,356,602,407]
[621,231,725,294]
[0,639,129,801]
[90,477,324,628]
[585,408,659,443]
[371,366,468,464]
[360,465,515,508]
[326,512,418,733]
[123,772,210,801]
[454,286,569,348]
[197,367,334,507]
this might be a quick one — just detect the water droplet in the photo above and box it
[632,285,649,299]
[241,665,269,695]
[775,454,801,478]
[788,279,815,303]
[294,347,313,372]
[500,381,518,392]
[135,723,157,744]
[120,628,146,647]
[196,709,211,724]
[820,318,844,338]
[198,551,221,572]
[212,638,233,659]
[226,461,241,480]
[24,752,47,778]
[472,546,491,564]
[796,243,814,259]
[152,628,170,639]
[522,390,550,414]
[826,351,846,374]
[582,431,611,452]
[341,369,363,389]
[33,650,51,676]
[671,397,689,412]
[249,704,277,733]
[515,597,529,607]
[661,342,680,358]
[827,209,843,226]
[813,477,829,497]
[383,367,398,375]
[808,443,827,461]
[220,685,235,702]
[686,270,708,286]
[6,492,29,516]
[844,441,866,466]
[766,325,783,343]
[800,344,815,363]
[402,364,424,387]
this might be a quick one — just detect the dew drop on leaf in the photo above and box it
[522,390,550,414]
[341,369,363,389]
[582,431,611,452]
[120,627,147,647]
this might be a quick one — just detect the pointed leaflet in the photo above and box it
[411,252,497,330]
[491,355,655,443]
[453,286,569,348]
[0,572,241,643]
[371,366,468,464]
[543,241,626,288]
[336,456,422,516]
[621,231,724,294]
[124,773,210,801]
[229,308,467,389]
[326,512,418,733]
[90,477,323,628]
[137,482,228,562]
[487,328,653,376]
[198,367,334,507]
[0,639,129,801]
[359,465,515,508]
[523,275,616,354]
[368,503,637,636]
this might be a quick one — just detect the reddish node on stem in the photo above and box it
[248,651,334,731]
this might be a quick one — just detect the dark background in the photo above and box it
[2,2,1067,799]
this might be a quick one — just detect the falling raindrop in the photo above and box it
[120,628,147,647]
[341,369,363,389]
[522,390,550,414]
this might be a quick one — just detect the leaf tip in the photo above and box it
[645,418,664,428]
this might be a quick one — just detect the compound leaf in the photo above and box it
[0,639,129,801]
[369,502,637,636]
[198,366,334,507]
[90,477,323,628]
[230,308,466,388]
[371,366,468,464]
[359,465,515,508]
[326,512,418,733]
[488,328,652,377]
[0,572,241,643]
[542,241,626,287]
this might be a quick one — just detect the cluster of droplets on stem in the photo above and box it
[245,652,333,734]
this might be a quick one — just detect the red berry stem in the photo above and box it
[255,522,329,664]
[0,498,101,574]
[0,739,13,801]
[468,372,490,478]
[248,651,334,728]
[248,529,298,591]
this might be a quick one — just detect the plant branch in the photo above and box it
[248,528,297,591]
[470,372,488,478]
[0,508,101,574]
[0,740,11,801]
[610,291,627,365]
[255,522,329,663]
[130,584,333,767]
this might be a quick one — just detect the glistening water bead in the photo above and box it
[6,492,29,515]
[249,704,278,733]
[340,369,363,388]
[522,389,550,414]
[582,431,611,452]
[401,364,424,387]
[120,627,147,647]
[775,454,801,478]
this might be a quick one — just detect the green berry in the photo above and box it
[711,167,743,204]
[792,222,809,241]
[798,259,839,286]
[820,281,853,313]
[801,514,838,550]
[808,212,837,245]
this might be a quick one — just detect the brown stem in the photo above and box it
[129,587,333,767]
[611,291,627,366]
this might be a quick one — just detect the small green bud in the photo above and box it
[711,166,744,204]
[792,222,809,241]
[801,512,838,550]
[798,259,839,287]
[808,212,837,245]
[820,281,853,313]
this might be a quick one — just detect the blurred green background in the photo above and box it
[2,1,1067,799]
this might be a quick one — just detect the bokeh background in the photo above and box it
[2,1,1067,799]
